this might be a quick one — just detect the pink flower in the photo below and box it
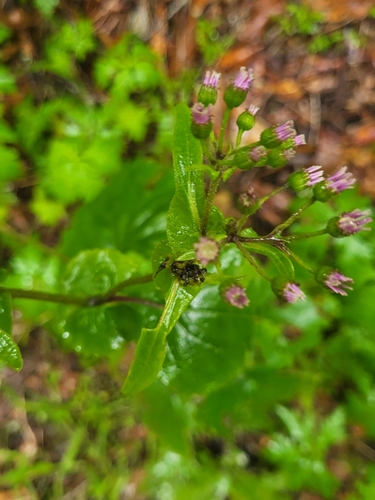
[233,67,254,91]
[191,103,211,125]
[194,237,219,266]
[274,121,297,142]
[337,209,372,235]
[324,270,354,296]
[327,167,356,194]
[203,71,221,88]
[224,285,250,309]
[282,283,306,303]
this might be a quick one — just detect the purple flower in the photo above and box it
[194,237,219,266]
[305,165,324,187]
[274,121,297,142]
[283,149,295,162]
[233,67,254,91]
[337,209,372,235]
[191,103,211,125]
[324,270,354,296]
[293,134,306,146]
[283,283,306,303]
[203,70,221,88]
[248,104,260,116]
[250,145,267,162]
[327,166,356,194]
[224,285,250,309]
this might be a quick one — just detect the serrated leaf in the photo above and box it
[166,103,205,254]
[243,241,295,280]
[0,329,22,371]
[122,281,196,395]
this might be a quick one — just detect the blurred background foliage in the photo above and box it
[0,0,375,499]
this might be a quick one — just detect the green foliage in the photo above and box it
[1,6,375,499]
[196,19,234,65]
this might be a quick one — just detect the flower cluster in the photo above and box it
[188,67,372,308]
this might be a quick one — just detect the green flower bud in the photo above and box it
[313,181,334,202]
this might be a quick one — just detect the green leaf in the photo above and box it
[163,285,253,395]
[0,145,22,182]
[122,281,195,395]
[33,0,59,18]
[0,292,12,333]
[64,249,149,297]
[166,103,205,254]
[141,380,191,455]
[0,329,22,371]
[61,159,173,257]
[242,241,295,280]
[63,306,125,356]
[0,65,16,94]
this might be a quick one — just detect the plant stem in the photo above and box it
[236,129,244,148]
[269,198,315,236]
[201,139,215,164]
[218,108,231,153]
[0,287,88,306]
[235,241,271,281]
[283,229,328,241]
[284,248,315,274]
[201,171,223,235]
[0,273,161,309]
[103,274,154,298]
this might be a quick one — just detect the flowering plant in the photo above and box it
[0,67,372,396]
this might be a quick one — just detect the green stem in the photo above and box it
[218,108,231,153]
[201,139,215,164]
[235,241,272,281]
[0,287,88,306]
[284,249,315,274]
[283,229,328,241]
[103,274,154,298]
[269,198,315,236]
[236,129,244,148]
[201,171,223,235]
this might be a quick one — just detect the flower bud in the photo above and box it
[198,71,221,106]
[194,237,219,266]
[315,266,354,296]
[314,166,355,201]
[288,165,324,192]
[266,148,295,169]
[191,103,212,139]
[222,284,250,308]
[260,121,297,149]
[224,67,254,109]
[271,276,306,303]
[326,209,372,237]
[236,104,260,131]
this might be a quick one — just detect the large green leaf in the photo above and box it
[63,248,149,297]
[122,281,196,395]
[61,158,173,257]
[0,329,22,371]
[163,285,253,395]
[166,103,205,254]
